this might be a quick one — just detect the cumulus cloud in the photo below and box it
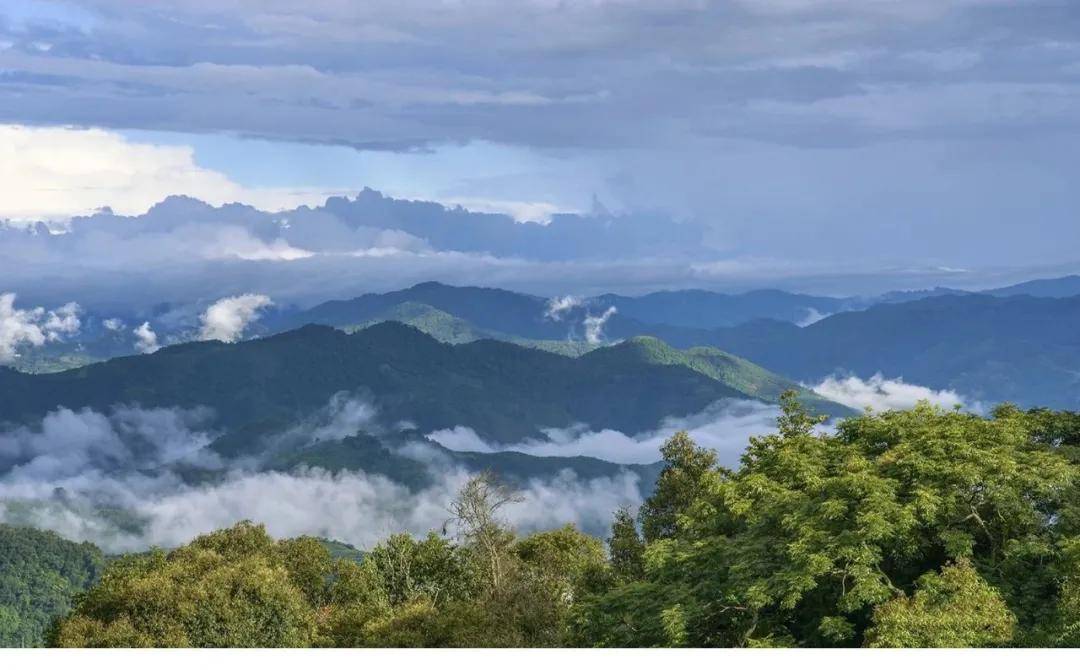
[428,399,781,468]
[0,125,345,222]
[133,321,160,354]
[103,318,124,331]
[0,293,82,362]
[583,306,617,344]
[198,294,273,342]
[810,373,970,411]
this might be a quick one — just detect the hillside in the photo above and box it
[706,294,1080,408]
[0,524,105,647]
[0,322,834,444]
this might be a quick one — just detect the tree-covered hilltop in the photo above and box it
[0,321,844,443]
[34,399,1080,647]
[0,525,105,647]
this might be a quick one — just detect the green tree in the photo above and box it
[608,507,645,583]
[865,560,1016,647]
[638,431,719,542]
[0,524,104,647]
[50,522,338,647]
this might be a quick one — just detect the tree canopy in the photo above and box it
[33,397,1080,648]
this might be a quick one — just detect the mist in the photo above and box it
[0,395,648,553]
[427,399,781,468]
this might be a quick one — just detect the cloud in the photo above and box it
[810,373,970,411]
[0,404,218,489]
[133,321,160,354]
[544,295,581,321]
[0,125,345,222]
[0,396,644,552]
[583,306,617,344]
[428,399,782,468]
[198,294,273,342]
[103,318,124,331]
[2,3,1080,277]
[0,292,81,362]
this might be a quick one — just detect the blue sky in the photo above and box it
[2,0,1080,298]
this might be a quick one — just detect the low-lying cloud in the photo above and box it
[0,395,647,553]
[428,399,781,468]
[0,293,81,362]
[810,373,969,412]
[133,321,160,354]
[583,306,617,344]
[544,295,581,322]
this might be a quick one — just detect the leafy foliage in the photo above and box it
[0,525,104,647]
[572,396,1080,647]
[31,399,1080,647]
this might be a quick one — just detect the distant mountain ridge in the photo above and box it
[0,321,846,443]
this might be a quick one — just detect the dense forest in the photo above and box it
[5,395,1078,647]
[0,525,104,647]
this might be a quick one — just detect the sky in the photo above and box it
[2,0,1080,303]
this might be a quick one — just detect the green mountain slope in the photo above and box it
[0,524,105,647]
[0,322,820,444]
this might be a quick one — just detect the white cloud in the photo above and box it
[584,306,617,344]
[133,321,160,354]
[0,125,344,221]
[103,318,124,331]
[810,373,969,411]
[0,398,643,552]
[198,294,273,342]
[544,294,582,321]
[0,293,82,362]
[428,399,781,467]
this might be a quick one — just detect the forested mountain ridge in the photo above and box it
[0,321,846,443]
[706,294,1080,408]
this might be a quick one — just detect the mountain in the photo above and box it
[0,321,845,444]
[0,524,105,647]
[705,294,1080,409]
[592,289,847,329]
[985,275,1080,299]
[287,281,852,337]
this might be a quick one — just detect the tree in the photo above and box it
[638,431,719,542]
[572,400,1080,647]
[865,560,1016,647]
[446,472,522,592]
[608,507,645,583]
[0,524,104,647]
[50,522,333,647]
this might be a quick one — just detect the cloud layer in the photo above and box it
[3,2,1080,277]
[811,373,970,412]
[0,396,647,552]
[428,399,781,468]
